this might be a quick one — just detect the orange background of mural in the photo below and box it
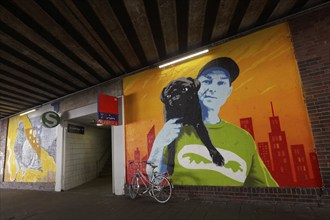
[123,23,319,186]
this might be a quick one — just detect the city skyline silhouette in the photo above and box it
[128,102,322,187]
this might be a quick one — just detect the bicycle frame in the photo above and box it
[130,162,160,194]
[128,161,173,203]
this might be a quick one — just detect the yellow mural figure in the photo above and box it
[5,115,56,182]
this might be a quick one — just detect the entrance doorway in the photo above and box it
[63,113,112,194]
[55,100,125,195]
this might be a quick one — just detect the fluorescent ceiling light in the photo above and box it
[159,49,209,68]
[19,109,36,116]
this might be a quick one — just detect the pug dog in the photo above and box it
[161,77,225,175]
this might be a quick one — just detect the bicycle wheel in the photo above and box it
[128,175,140,199]
[151,176,172,203]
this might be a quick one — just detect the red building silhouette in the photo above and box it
[257,142,272,172]
[128,126,157,177]
[134,147,141,162]
[147,125,155,157]
[291,144,309,185]
[240,117,255,139]
[239,102,322,187]
[268,102,293,186]
[127,160,135,181]
[126,148,142,181]
[309,152,322,186]
[141,154,148,174]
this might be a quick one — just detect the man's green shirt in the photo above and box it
[167,120,278,187]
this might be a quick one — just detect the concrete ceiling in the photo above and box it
[68,112,99,127]
[1,0,329,120]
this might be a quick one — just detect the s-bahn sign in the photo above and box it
[41,111,60,128]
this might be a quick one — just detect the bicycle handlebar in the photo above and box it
[129,160,146,165]
[128,160,158,169]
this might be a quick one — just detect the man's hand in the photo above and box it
[155,118,183,147]
[146,118,183,180]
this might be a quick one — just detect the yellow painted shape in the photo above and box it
[4,115,56,182]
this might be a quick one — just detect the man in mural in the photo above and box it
[148,57,278,187]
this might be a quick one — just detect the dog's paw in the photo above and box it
[210,150,225,166]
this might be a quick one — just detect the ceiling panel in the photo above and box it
[1,0,329,119]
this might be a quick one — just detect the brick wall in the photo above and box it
[289,5,330,189]
[289,4,330,204]
[172,5,330,206]
[173,185,325,204]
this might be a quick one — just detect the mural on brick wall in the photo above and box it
[124,23,322,187]
[4,111,57,182]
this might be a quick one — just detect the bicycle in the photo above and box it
[128,161,173,203]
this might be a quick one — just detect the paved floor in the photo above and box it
[1,177,329,220]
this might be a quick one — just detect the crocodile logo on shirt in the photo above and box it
[178,144,247,183]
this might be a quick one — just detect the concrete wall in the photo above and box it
[0,77,123,191]
[0,118,8,182]
[60,79,123,113]
[56,78,125,193]
[63,125,111,190]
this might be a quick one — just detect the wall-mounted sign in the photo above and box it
[41,111,60,128]
[97,94,119,126]
[67,124,85,134]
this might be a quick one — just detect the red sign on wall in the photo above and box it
[97,94,119,126]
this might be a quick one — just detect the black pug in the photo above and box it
[161,77,225,175]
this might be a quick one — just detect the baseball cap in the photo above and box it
[197,57,240,83]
